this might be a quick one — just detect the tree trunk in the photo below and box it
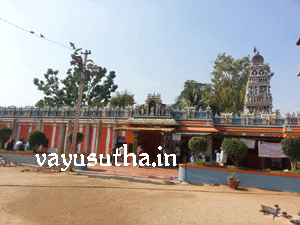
[233,160,239,167]
[290,158,296,171]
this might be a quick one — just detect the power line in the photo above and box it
[0,17,73,50]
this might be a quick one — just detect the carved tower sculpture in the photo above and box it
[244,49,273,114]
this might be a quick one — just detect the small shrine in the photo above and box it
[135,93,170,116]
[244,48,273,114]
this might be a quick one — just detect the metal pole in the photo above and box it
[68,50,90,171]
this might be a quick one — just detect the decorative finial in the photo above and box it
[254,46,257,54]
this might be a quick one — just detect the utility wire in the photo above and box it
[0,17,73,50]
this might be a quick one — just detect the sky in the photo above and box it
[1,0,300,115]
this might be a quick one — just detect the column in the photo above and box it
[57,122,65,154]
[11,118,18,141]
[63,120,72,154]
[105,125,111,154]
[36,119,43,131]
[112,123,117,148]
[133,132,139,155]
[91,124,97,154]
[78,124,83,152]
[83,123,91,156]
[95,120,103,159]
[51,124,57,148]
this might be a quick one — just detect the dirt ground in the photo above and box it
[0,165,300,225]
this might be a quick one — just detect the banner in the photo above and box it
[240,139,255,149]
[172,134,181,141]
[258,141,287,158]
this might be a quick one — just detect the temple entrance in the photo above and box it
[138,131,162,163]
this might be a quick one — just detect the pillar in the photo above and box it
[83,123,91,156]
[11,118,18,141]
[36,119,43,131]
[63,120,72,154]
[95,120,102,159]
[112,122,117,148]
[57,122,65,154]
[260,157,265,169]
[133,132,139,155]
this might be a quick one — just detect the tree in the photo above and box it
[221,138,248,167]
[33,43,118,108]
[204,53,273,115]
[173,80,207,110]
[110,90,135,108]
[0,127,12,149]
[67,131,84,145]
[281,137,300,170]
[28,130,47,153]
[188,137,208,161]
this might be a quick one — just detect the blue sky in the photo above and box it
[1,0,299,115]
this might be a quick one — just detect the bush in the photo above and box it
[0,127,13,148]
[67,131,84,145]
[28,130,47,153]
[188,137,208,161]
[189,159,206,166]
[281,137,300,170]
[221,138,247,167]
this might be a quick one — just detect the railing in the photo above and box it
[0,106,299,126]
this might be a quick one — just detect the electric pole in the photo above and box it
[68,50,91,171]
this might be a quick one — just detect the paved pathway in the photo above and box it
[85,163,179,180]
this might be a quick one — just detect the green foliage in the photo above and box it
[33,43,118,108]
[110,90,135,108]
[221,138,248,167]
[28,130,47,153]
[188,137,208,153]
[0,127,13,149]
[203,53,273,115]
[281,137,300,170]
[228,172,239,180]
[173,80,207,110]
[67,131,84,145]
[189,159,206,166]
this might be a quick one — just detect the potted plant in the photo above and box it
[227,172,240,189]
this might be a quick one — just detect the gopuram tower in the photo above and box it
[244,48,273,114]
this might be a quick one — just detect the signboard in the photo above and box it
[258,141,287,158]
[172,134,181,141]
[240,139,255,149]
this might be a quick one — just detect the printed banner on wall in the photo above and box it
[258,141,287,158]
[172,134,181,141]
[240,139,255,149]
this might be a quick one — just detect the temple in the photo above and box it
[0,51,299,171]
[244,50,273,114]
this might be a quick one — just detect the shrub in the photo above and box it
[188,137,208,161]
[191,159,206,166]
[67,131,84,145]
[221,138,247,167]
[28,130,47,153]
[0,127,12,148]
[281,137,300,170]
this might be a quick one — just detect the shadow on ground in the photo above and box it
[74,173,177,186]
